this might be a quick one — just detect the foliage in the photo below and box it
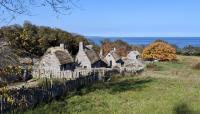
[0,87,14,104]
[179,45,200,56]
[2,66,24,76]
[0,65,26,86]
[142,41,177,61]
[131,44,145,54]
[87,39,101,54]
[101,39,132,56]
[0,21,92,57]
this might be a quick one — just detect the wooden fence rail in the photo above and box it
[32,68,114,79]
[0,74,99,113]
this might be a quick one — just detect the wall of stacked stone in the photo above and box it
[0,74,99,113]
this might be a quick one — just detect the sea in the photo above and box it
[87,37,200,48]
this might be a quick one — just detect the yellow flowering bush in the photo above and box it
[0,87,14,104]
[142,42,177,61]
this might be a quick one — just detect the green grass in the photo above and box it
[24,56,200,114]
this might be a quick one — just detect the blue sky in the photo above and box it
[1,0,200,37]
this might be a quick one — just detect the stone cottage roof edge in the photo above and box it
[85,49,100,64]
[54,50,74,65]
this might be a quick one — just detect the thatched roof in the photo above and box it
[85,49,100,64]
[101,58,108,65]
[110,51,121,61]
[54,50,73,65]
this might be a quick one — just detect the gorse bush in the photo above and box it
[142,41,177,61]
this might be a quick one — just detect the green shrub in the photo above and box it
[180,45,200,56]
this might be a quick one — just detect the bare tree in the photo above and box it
[0,0,79,23]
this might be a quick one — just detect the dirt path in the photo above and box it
[0,79,39,90]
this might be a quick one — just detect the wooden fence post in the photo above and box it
[0,96,2,114]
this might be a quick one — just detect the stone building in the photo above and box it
[76,42,107,69]
[105,48,124,68]
[35,44,74,71]
[127,51,140,60]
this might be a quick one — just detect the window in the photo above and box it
[60,64,67,71]
[136,55,139,59]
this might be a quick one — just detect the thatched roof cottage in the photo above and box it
[36,44,74,71]
[76,42,107,69]
[105,48,124,68]
[127,51,140,60]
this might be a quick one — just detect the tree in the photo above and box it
[142,41,177,61]
[101,39,132,56]
[0,0,78,23]
[101,39,112,56]
[1,21,92,57]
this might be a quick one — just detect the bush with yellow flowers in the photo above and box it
[142,41,177,61]
[0,87,15,105]
[1,66,24,78]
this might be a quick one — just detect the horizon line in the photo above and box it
[85,36,200,38]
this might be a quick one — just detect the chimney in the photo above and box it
[79,42,83,51]
[86,45,93,50]
[60,43,64,49]
[99,49,103,58]
[113,47,116,52]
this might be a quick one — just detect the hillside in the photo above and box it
[0,22,92,58]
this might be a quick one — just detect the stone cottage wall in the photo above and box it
[105,53,118,68]
[37,53,60,71]
[76,50,91,69]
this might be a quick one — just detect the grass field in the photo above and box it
[24,56,200,114]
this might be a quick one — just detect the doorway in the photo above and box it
[110,61,112,68]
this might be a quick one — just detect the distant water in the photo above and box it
[87,37,200,48]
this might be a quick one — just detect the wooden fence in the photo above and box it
[32,68,113,79]
[0,74,99,113]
